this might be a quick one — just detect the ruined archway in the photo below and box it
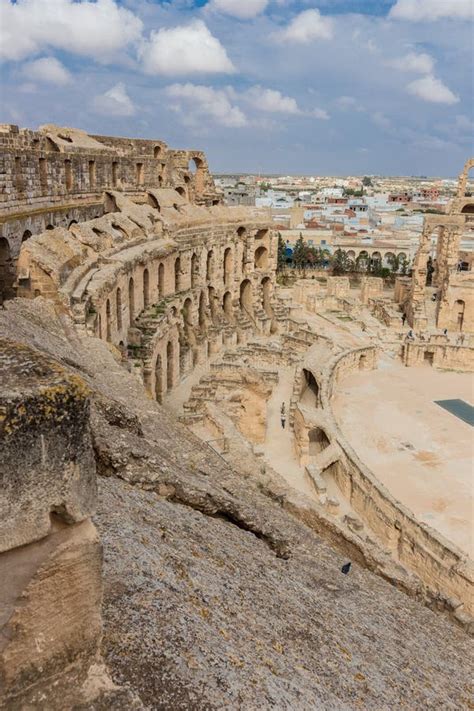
[239,279,252,313]
[158,262,165,297]
[301,368,319,407]
[128,276,135,323]
[223,290,233,321]
[198,290,206,327]
[261,276,272,315]
[255,245,269,269]
[21,230,32,243]
[206,250,214,281]
[308,428,330,456]
[116,287,122,330]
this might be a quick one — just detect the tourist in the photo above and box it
[281,411,286,429]
[443,328,448,336]
[431,292,437,301]
[401,313,407,326]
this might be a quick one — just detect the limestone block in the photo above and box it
[0,519,102,709]
[0,340,96,552]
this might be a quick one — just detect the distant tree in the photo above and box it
[362,176,373,187]
[386,253,400,274]
[332,249,352,275]
[292,233,306,269]
[277,233,286,271]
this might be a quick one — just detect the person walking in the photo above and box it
[281,409,286,429]
[401,313,407,326]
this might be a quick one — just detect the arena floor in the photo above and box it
[332,355,473,557]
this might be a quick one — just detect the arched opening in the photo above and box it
[116,287,122,330]
[45,224,54,230]
[223,247,233,285]
[158,262,165,297]
[147,193,160,210]
[112,161,118,187]
[166,340,175,391]
[183,297,193,328]
[261,276,272,315]
[176,186,186,198]
[153,145,162,159]
[384,252,396,267]
[239,279,252,314]
[206,250,214,281]
[89,160,96,188]
[347,250,356,260]
[301,368,319,407]
[143,268,150,309]
[308,427,330,456]
[64,159,73,191]
[174,256,181,292]
[155,354,163,402]
[237,226,246,238]
[199,290,206,327]
[223,291,233,320]
[0,237,14,302]
[136,162,144,186]
[128,277,135,323]
[455,299,465,331]
[191,253,199,288]
[189,156,205,194]
[21,230,32,243]
[68,220,77,229]
[208,286,216,320]
[461,204,474,214]
[255,245,269,269]
[255,228,268,241]
[359,354,367,370]
[105,299,112,342]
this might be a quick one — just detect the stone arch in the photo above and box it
[183,297,193,327]
[223,246,233,285]
[261,276,272,315]
[166,340,177,391]
[147,193,160,210]
[237,226,246,238]
[347,250,356,260]
[45,224,54,230]
[128,276,135,323]
[21,230,32,243]
[308,427,330,456]
[143,268,150,309]
[158,262,165,297]
[255,245,269,269]
[223,290,233,320]
[372,251,382,261]
[0,237,14,302]
[461,203,474,214]
[116,287,122,330]
[189,156,205,194]
[105,299,112,342]
[153,145,162,159]
[239,279,252,313]
[384,251,396,266]
[301,368,319,407]
[191,252,199,288]
[68,220,78,229]
[175,256,181,292]
[176,186,186,198]
[359,354,368,369]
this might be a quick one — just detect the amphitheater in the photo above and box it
[0,124,473,710]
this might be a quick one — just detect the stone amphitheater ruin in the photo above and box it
[0,124,473,709]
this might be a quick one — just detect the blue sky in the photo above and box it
[0,0,472,175]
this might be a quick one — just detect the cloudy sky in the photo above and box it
[0,0,472,175]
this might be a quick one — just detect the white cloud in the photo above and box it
[273,9,333,44]
[207,0,268,20]
[92,83,135,116]
[390,0,474,21]
[309,108,329,120]
[23,57,71,85]
[406,75,459,104]
[165,83,247,127]
[0,0,143,62]
[245,86,300,113]
[388,51,434,74]
[140,20,235,76]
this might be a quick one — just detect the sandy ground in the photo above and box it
[332,355,474,557]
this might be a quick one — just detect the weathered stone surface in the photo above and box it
[0,339,96,552]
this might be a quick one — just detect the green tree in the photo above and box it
[332,249,352,275]
[362,176,373,187]
[387,253,400,275]
[292,233,306,269]
[277,233,286,271]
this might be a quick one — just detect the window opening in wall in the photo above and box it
[21,230,32,243]
[174,257,181,292]
[153,145,162,159]
[224,247,233,285]
[65,159,73,191]
[39,157,47,188]
[106,299,112,342]
[143,268,150,308]
[166,340,174,390]
[206,250,213,281]
[158,262,164,297]
[89,160,96,188]
[116,287,122,330]
[255,245,268,269]
[112,161,118,187]
[191,253,199,288]
[301,368,319,406]
[136,162,144,185]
